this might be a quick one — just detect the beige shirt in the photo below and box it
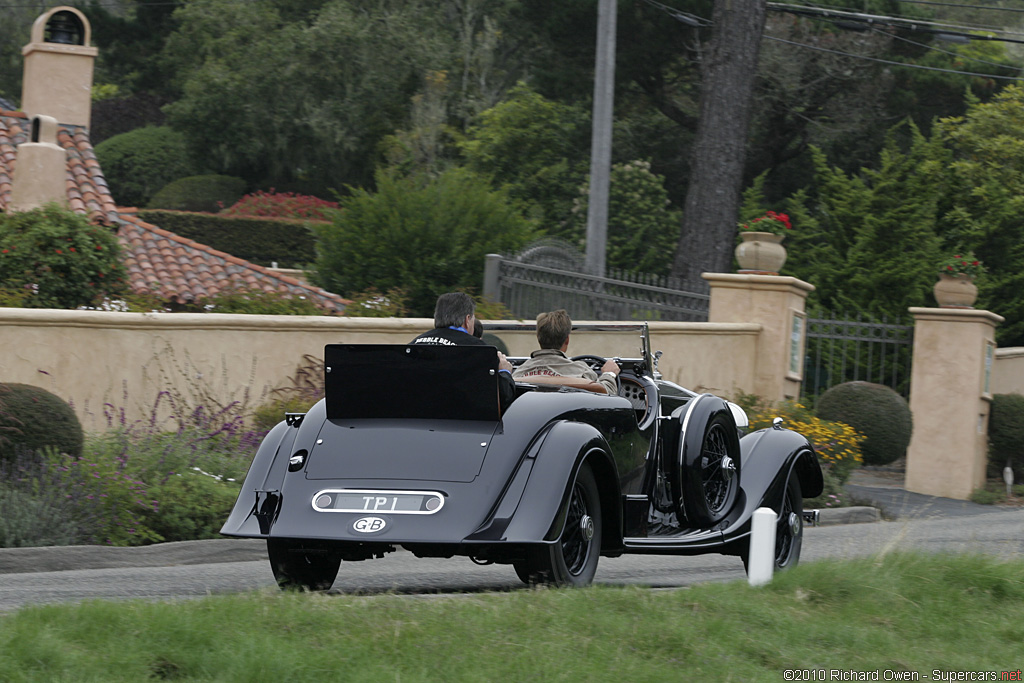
[512,349,618,395]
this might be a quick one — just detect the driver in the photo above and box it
[512,309,620,394]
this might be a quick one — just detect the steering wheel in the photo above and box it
[571,354,610,373]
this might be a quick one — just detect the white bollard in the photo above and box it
[747,507,777,587]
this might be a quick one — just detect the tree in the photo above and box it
[570,160,681,275]
[310,168,536,316]
[459,83,591,236]
[931,85,1024,345]
[670,0,767,287]
[163,0,451,194]
[783,124,943,316]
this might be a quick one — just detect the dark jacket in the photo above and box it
[410,327,516,411]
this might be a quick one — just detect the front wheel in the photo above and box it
[742,473,803,574]
[267,539,342,591]
[516,462,602,587]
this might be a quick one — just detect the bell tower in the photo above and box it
[20,6,97,128]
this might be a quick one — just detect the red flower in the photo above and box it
[55,249,62,254]
[96,245,103,251]
[70,247,76,252]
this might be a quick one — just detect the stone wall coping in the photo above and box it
[702,272,816,294]
[908,306,1004,326]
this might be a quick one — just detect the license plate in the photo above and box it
[312,489,445,515]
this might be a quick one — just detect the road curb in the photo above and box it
[0,538,267,575]
[816,505,881,526]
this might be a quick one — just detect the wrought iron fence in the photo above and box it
[802,310,914,406]
[483,240,709,322]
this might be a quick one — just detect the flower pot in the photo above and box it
[735,231,787,274]
[933,272,978,308]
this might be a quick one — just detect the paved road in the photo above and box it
[1,504,1020,613]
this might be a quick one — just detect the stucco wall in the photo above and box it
[992,347,1024,396]
[0,309,760,431]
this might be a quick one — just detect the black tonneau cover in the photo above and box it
[324,344,500,421]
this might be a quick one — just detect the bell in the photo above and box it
[46,12,82,45]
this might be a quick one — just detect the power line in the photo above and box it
[768,2,1024,40]
[765,33,1024,80]
[872,25,1020,71]
[637,0,712,27]
[893,0,1024,14]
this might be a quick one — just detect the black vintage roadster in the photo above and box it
[221,323,822,589]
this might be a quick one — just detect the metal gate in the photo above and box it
[483,239,709,322]
[802,310,914,405]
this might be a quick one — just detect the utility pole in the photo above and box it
[585,0,617,278]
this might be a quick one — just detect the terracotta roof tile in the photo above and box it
[1,110,348,314]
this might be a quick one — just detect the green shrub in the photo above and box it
[148,175,247,213]
[199,286,328,315]
[312,167,536,316]
[94,126,199,207]
[0,204,127,308]
[0,383,84,462]
[140,471,241,543]
[136,210,316,268]
[815,381,913,466]
[987,393,1024,480]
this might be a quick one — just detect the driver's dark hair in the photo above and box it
[536,309,572,349]
[434,292,475,329]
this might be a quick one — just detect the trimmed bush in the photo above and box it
[0,204,127,308]
[136,210,316,268]
[815,381,913,466]
[0,383,84,462]
[94,126,199,207]
[148,175,247,213]
[987,393,1024,480]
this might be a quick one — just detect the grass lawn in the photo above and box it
[0,552,1021,682]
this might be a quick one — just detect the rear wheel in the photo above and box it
[515,462,602,587]
[742,473,803,574]
[682,412,741,525]
[267,539,342,591]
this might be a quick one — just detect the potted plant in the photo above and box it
[934,252,984,308]
[735,211,792,274]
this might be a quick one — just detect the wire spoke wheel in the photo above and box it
[517,461,601,587]
[700,423,735,516]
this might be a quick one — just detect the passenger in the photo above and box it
[411,292,515,409]
[513,309,620,394]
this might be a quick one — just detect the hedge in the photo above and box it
[137,210,319,268]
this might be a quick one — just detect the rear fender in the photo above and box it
[220,418,298,536]
[499,421,623,553]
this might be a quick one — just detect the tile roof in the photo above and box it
[1,109,347,313]
[117,210,347,311]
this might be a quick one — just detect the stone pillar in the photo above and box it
[905,307,1002,500]
[703,273,815,402]
[21,7,97,128]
